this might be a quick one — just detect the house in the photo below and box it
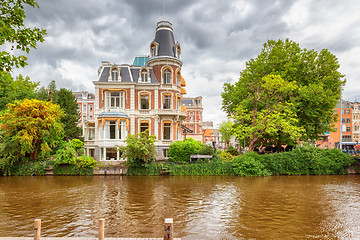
[181,96,203,141]
[84,21,188,161]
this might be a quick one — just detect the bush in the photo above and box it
[0,161,46,176]
[127,162,162,176]
[168,138,204,162]
[218,151,233,162]
[232,152,270,176]
[198,145,215,156]
[226,145,239,156]
[168,162,235,175]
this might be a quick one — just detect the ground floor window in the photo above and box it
[100,147,123,161]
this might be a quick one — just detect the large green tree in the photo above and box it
[222,39,344,151]
[55,88,82,140]
[36,81,82,140]
[0,71,39,111]
[1,0,46,72]
[0,98,63,162]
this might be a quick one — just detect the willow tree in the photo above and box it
[222,39,344,151]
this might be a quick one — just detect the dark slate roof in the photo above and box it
[154,29,175,57]
[131,68,139,82]
[98,66,133,82]
[98,112,129,118]
[181,99,194,106]
[149,69,158,83]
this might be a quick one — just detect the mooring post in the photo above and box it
[164,218,173,240]
[34,219,41,240]
[99,218,105,240]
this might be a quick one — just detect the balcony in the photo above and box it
[157,109,187,117]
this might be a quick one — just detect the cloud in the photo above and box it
[11,0,360,126]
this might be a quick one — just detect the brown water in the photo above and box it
[1,175,360,239]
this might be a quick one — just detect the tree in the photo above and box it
[222,39,344,151]
[230,74,303,151]
[120,130,156,165]
[0,71,39,111]
[218,120,234,147]
[1,0,46,72]
[36,81,82,140]
[55,88,82,140]
[0,99,64,161]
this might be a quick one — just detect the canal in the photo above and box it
[1,175,360,239]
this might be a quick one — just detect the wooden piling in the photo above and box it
[163,218,173,240]
[98,218,105,240]
[34,219,41,240]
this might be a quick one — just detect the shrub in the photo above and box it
[168,138,204,162]
[168,161,235,175]
[197,145,215,156]
[226,145,239,156]
[232,152,270,176]
[218,150,233,162]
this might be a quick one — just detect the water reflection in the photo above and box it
[1,175,360,239]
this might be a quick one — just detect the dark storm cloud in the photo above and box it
[12,0,360,124]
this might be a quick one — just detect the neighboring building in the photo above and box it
[203,121,213,130]
[86,21,187,161]
[351,102,360,143]
[181,96,203,141]
[317,100,353,149]
[74,91,96,157]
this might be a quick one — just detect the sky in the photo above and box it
[10,0,360,127]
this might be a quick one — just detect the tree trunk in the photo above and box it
[276,139,282,152]
[248,138,257,152]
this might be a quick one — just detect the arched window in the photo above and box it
[112,68,118,81]
[141,69,148,82]
[163,69,171,84]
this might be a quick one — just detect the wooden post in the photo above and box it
[98,218,105,240]
[34,219,41,240]
[164,218,173,240]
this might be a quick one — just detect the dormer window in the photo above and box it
[110,67,120,81]
[141,69,148,82]
[151,45,156,57]
[163,69,171,84]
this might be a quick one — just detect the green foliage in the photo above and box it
[168,162,235,176]
[218,150,233,162]
[168,138,204,162]
[231,147,354,176]
[219,120,234,146]
[0,72,39,111]
[0,161,46,176]
[232,152,270,176]
[127,162,162,176]
[197,145,215,156]
[76,155,98,168]
[1,0,46,72]
[120,130,156,166]
[54,143,77,165]
[52,164,93,176]
[222,39,344,150]
[0,98,64,161]
[226,145,239,156]
[55,88,82,140]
